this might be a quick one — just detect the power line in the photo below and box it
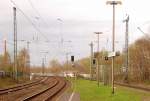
[10,0,49,42]
[27,0,49,28]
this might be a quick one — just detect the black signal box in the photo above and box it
[71,56,74,62]
[93,59,96,64]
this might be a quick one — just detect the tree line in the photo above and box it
[0,48,30,80]
[1,35,149,84]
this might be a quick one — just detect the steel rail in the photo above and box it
[0,77,48,95]
[22,77,67,101]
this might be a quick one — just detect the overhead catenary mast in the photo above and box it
[4,39,7,64]
[13,7,18,81]
[123,15,129,83]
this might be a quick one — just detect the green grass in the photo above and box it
[73,78,150,101]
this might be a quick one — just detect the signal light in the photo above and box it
[71,56,74,62]
[105,56,108,60]
[93,59,96,64]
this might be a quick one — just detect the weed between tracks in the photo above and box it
[73,78,150,101]
[0,77,17,88]
[0,77,31,89]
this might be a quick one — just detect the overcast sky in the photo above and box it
[0,0,150,66]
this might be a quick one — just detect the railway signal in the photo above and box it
[93,58,96,65]
[104,56,108,60]
[71,55,74,62]
[94,32,103,86]
[71,55,75,68]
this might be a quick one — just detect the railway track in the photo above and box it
[115,82,150,92]
[0,77,47,95]
[0,76,69,101]
[22,77,67,101]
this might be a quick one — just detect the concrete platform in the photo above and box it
[57,92,80,101]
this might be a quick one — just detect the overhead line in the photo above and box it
[10,0,49,41]
[27,0,49,28]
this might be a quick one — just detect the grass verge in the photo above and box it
[73,78,150,101]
